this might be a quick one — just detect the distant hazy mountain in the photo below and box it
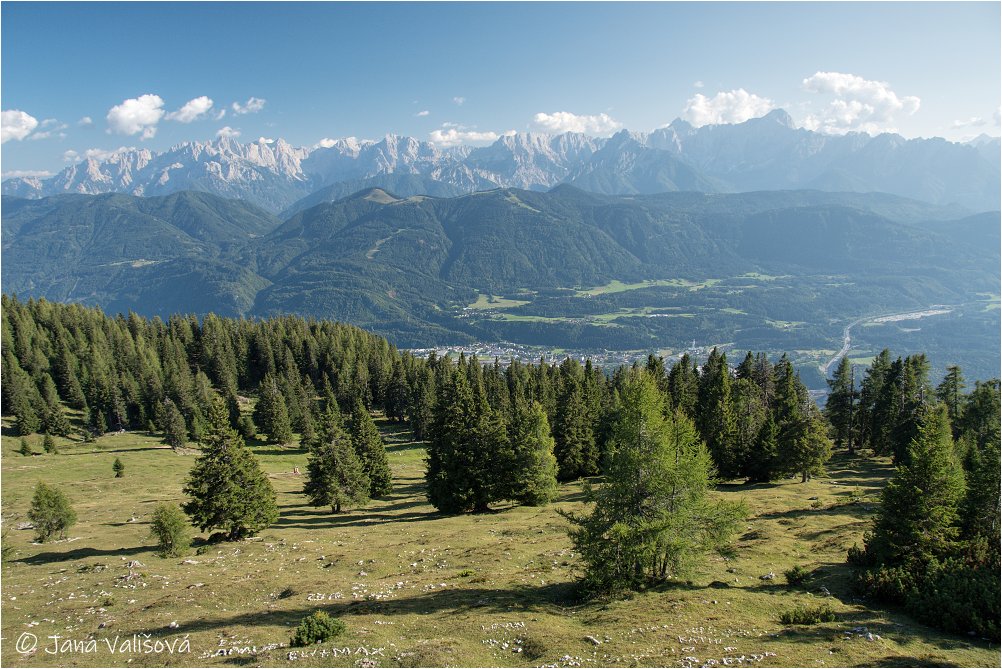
[5,111,998,212]
[3,187,996,348]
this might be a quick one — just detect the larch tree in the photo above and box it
[564,370,745,594]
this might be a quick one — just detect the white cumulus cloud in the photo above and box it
[452,96,466,106]
[257,136,275,144]
[1,109,39,143]
[77,116,93,126]
[315,137,337,149]
[416,110,430,117]
[63,146,137,163]
[682,89,775,126]
[801,71,920,134]
[429,128,499,147]
[951,116,987,130]
[232,97,266,115]
[166,96,214,123]
[106,94,165,139]
[216,126,241,139]
[532,111,623,136]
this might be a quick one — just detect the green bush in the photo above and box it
[149,503,192,557]
[27,482,76,542]
[113,457,125,478]
[42,434,58,454]
[784,565,811,587]
[779,604,836,625]
[290,611,345,647]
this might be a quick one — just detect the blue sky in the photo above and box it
[2,1,999,176]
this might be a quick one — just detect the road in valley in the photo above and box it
[819,307,954,377]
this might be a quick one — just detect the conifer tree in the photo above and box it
[825,356,857,453]
[852,404,965,597]
[28,482,76,542]
[781,405,833,482]
[667,353,699,418]
[553,380,597,481]
[303,423,370,513]
[384,359,410,422]
[936,365,966,436]
[509,397,558,506]
[745,414,779,482]
[697,348,739,478]
[113,457,124,477]
[426,367,509,513]
[183,399,278,540]
[254,374,293,445]
[163,399,188,450]
[564,370,744,593]
[41,400,73,437]
[42,433,58,454]
[346,398,392,497]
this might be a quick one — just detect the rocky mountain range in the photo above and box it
[5,110,999,213]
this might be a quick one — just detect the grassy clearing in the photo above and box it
[574,279,710,297]
[2,420,997,668]
[467,294,531,311]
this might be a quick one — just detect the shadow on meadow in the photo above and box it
[119,580,582,639]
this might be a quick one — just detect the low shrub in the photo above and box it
[779,604,836,625]
[290,611,345,647]
[784,565,811,587]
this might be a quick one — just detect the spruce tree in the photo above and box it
[697,348,739,478]
[745,414,779,482]
[346,398,392,497]
[304,424,370,513]
[183,399,278,540]
[509,397,558,506]
[42,433,58,454]
[253,374,293,445]
[856,404,965,575]
[564,370,744,593]
[553,381,597,481]
[936,365,966,436]
[162,399,188,450]
[113,457,125,477]
[825,356,857,453]
[782,405,833,482]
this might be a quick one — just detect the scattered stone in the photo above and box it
[759,572,775,580]
[181,559,199,565]
[168,621,179,629]
[16,521,34,530]
[585,635,602,646]
[819,585,831,596]
[808,496,818,501]
[126,560,144,568]
[188,583,205,589]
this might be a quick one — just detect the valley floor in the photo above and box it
[1,418,998,668]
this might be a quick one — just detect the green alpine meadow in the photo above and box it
[2,2,1000,668]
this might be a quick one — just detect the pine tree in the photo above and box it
[42,433,58,454]
[41,400,73,437]
[384,359,410,422]
[183,399,278,540]
[303,424,370,513]
[113,457,125,477]
[162,399,188,450]
[509,397,558,506]
[346,398,392,497]
[564,370,744,593]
